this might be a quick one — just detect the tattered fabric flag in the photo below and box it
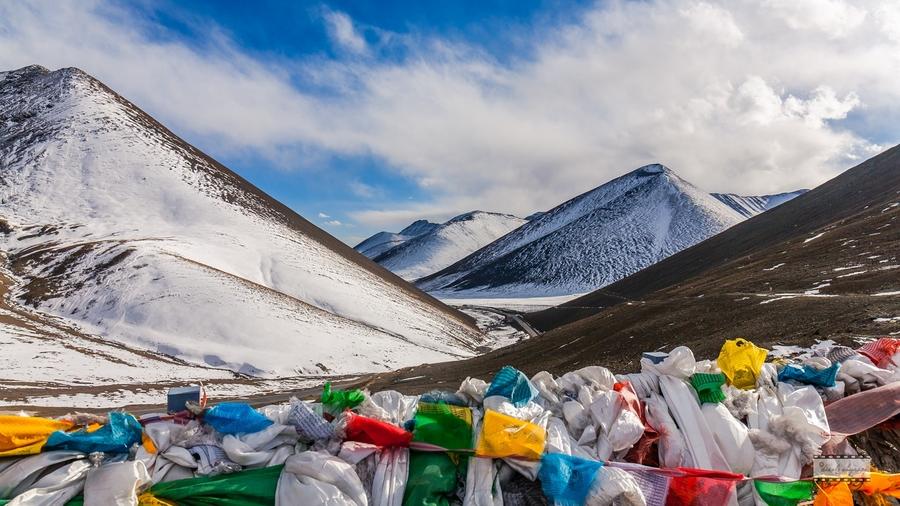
[538,453,604,506]
[412,402,473,451]
[485,366,539,408]
[0,416,75,457]
[753,480,814,506]
[45,413,141,454]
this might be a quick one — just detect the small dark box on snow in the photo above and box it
[167,386,201,413]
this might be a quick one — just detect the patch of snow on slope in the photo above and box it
[712,190,807,218]
[757,291,836,304]
[439,294,583,312]
[457,307,527,350]
[804,232,826,243]
[769,340,837,359]
[0,378,327,409]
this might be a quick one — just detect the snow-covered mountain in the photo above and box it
[354,219,439,258]
[712,190,807,218]
[372,211,526,280]
[0,65,484,378]
[417,164,746,297]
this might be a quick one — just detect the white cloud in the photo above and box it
[325,219,342,226]
[763,0,866,38]
[350,207,453,229]
[323,9,367,54]
[1,0,898,233]
[318,212,330,218]
[681,2,744,46]
[348,181,379,198]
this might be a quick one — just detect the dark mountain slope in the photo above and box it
[529,145,900,330]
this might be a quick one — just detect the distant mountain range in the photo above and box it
[415,164,804,297]
[368,212,526,280]
[355,219,440,259]
[359,170,804,296]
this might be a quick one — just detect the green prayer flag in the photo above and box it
[754,480,814,506]
[412,402,473,451]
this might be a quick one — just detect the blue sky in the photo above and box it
[2,0,899,244]
[114,0,595,243]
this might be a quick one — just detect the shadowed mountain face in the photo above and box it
[0,65,482,378]
[357,144,899,392]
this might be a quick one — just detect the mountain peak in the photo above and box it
[417,162,746,296]
[0,65,91,86]
[633,163,673,176]
[1,64,482,377]
[1,64,50,78]
[446,210,518,224]
[399,219,439,236]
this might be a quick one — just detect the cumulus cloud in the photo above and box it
[763,0,866,38]
[318,212,331,218]
[324,219,342,226]
[1,0,897,232]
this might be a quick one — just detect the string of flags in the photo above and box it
[0,336,898,505]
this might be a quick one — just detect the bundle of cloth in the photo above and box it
[0,337,898,506]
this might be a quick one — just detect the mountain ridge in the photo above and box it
[712,190,809,218]
[354,219,441,259]
[372,210,526,280]
[416,163,749,297]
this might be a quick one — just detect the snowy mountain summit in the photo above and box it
[371,211,526,280]
[354,219,440,259]
[418,164,776,297]
[0,65,483,377]
[712,190,809,218]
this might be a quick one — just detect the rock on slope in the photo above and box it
[417,164,745,297]
[712,190,808,218]
[354,220,439,259]
[372,211,526,280]
[0,65,483,378]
